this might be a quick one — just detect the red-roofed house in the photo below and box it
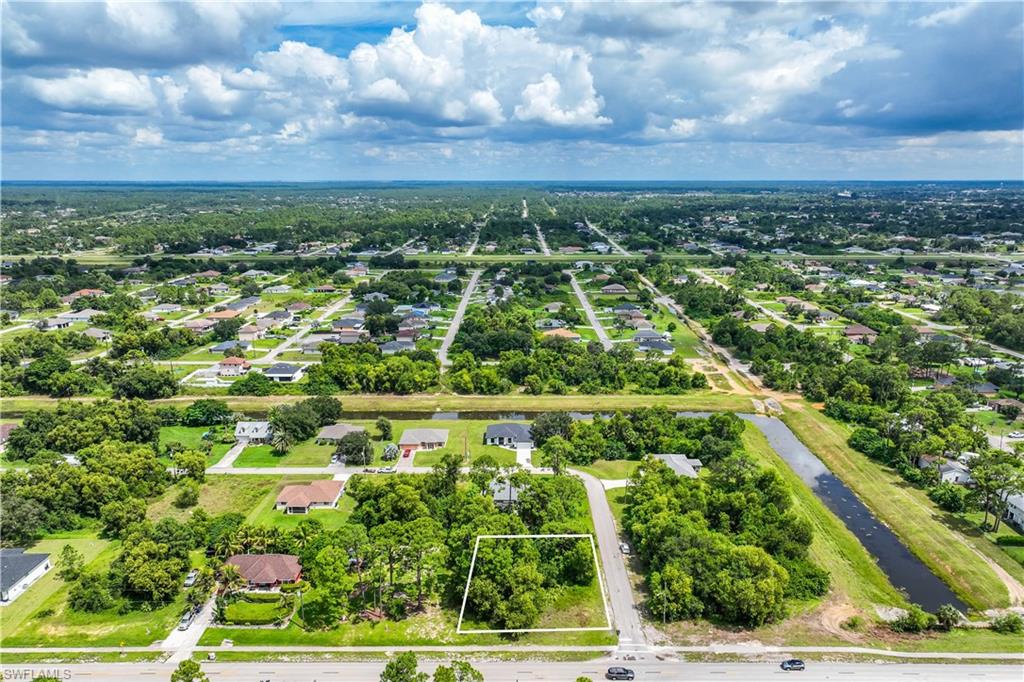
[226,554,301,588]
[217,356,252,377]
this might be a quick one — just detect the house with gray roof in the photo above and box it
[1,548,51,603]
[653,455,703,478]
[484,423,533,448]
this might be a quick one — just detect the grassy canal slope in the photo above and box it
[783,402,1021,610]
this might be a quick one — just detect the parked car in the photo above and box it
[606,667,635,680]
[177,610,195,631]
[379,466,397,474]
[183,569,199,587]
[1008,432,1024,439]
[619,542,631,555]
[363,467,378,473]
[781,659,805,671]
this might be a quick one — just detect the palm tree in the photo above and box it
[236,525,258,553]
[220,564,245,595]
[272,431,293,456]
[215,533,243,560]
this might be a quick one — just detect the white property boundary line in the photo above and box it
[455,533,613,634]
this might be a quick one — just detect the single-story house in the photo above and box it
[989,398,1024,417]
[226,297,261,312]
[601,284,629,295]
[335,329,369,344]
[237,324,265,342]
[183,318,217,334]
[287,302,312,313]
[41,317,71,331]
[207,283,230,295]
[381,340,416,355]
[544,302,565,313]
[240,269,271,278]
[971,382,999,397]
[0,548,51,603]
[207,309,242,320]
[434,271,458,284]
[638,338,675,355]
[210,340,252,354]
[399,428,449,453]
[264,362,304,383]
[195,269,221,279]
[535,318,565,330]
[653,455,704,479]
[1006,493,1024,529]
[633,329,666,341]
[313,284,337,293]
[235,421,272,443]
[316,423,365,444]
[484,423,533,448]
[58,308,102,323]
[490,480,522,510]
[226,554,301,588]
[916,454,973,485]
[843,323,878,344]
[260,310,293,327]
[628,318,655,330]
[263,285,292,294]
[151,303,183,314]
[542,328,581,342]
[83,327,112,342]
[364,292,389,302]
[333,317,365,330]
[217,356,252,377]
[275,480,344,514]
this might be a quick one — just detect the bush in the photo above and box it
[889,604,936,633]
[996,535,1024,547]
[174,479,200,508]
[840,615,864,631]
[928,482,972,513]
[990,613,1024,634]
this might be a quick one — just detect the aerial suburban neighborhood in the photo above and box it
[1,1,1023,682]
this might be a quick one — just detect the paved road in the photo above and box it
[6,661,1020,681]
[254,293,353,365]
[884,303,1024,361]
[570,272,612,350]
[534,222,551,255]
[585,217,630,256]
[161,597,215,664]
[438,269,481,367]
[573,468,645,648]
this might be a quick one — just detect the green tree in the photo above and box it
[379,652,428,682]
[173,450,207,483]
[68,570,113,612]
[112,364,177,399]
[308,545,357,625]
[171,660,210,682]
[57,544,84,582]
[539,435,572,475]
[181,399,232,426]
[432,661,483,682]
[272,430,294,456]
[175,479,201,508]
[376,416,393,441]
[336,430,374,466]
[935,603,962,631]
[99,498,147,538]
[530,411,573,446]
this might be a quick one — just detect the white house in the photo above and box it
[264,362,304,383]
[1005,493,1024,529]
[235,421,272,443]
[275,480,344,514]
[0,548,51,604]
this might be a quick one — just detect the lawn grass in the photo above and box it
[2,541,187,647]
[782,402,1014,610]
[0,536,109,643]
[148,475,287,522]
[571,460,640,480]
[388,419,520,468]
[232,440,333,468]
[0,389,756,416]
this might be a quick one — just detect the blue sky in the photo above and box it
[2,1,1021,181]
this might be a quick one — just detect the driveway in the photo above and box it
[209,440,248,469]
[162,596,215,664]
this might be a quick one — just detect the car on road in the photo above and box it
[619,542,631,555]
[780,659,805,671]
[183,569,199,587]
[363,467,378,473]
[606,667,635,680]
[1008,431,1024,439]
[379,466,397,474]
[177,610,196,631]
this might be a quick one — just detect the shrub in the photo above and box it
[840,615,864,631]
[889,604,936,633]
[935,603,963,631]
[174,479,200,508]
[990,613,1024,634]
[928,482,972,513]
[996,535,1024,547]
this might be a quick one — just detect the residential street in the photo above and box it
[438,269,481,366]
[570,272,612,350]
[5,660,1020,681]
[585,217,630,256]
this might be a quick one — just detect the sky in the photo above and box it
[2,1,1022,181]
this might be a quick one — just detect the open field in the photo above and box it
[782,402,1020,610]
[0,389,757,416]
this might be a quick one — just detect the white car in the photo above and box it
[619,542,631,555]
[1008,432,1024,439]
[183,569,199,588]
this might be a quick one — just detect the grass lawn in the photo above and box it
[570,460,640,480]
[0,536,109,644]
[149,474,288,522]
[782,402,1017,610]
[392,419,520,468]
[2,541,187,647]
[233,440,333,468]
[223,595,293,625]
[159,426,231,466]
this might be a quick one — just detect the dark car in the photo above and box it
[606,667,635,680]
[781,659,806,671]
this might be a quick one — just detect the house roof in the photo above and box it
[485,423,532,441]
[638,339,674,351]
[265,362,302,376]
[0,548,49,592]
[317,423,365,440]
[235,421,272,438]
[207,309,241,319]
[226,554,301,584]
[399,428,449,446]
[276,480,344,508]
[653,455,703,478]
[381,340,416,352]
[844,323,877,335]
[219,356,250,366]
